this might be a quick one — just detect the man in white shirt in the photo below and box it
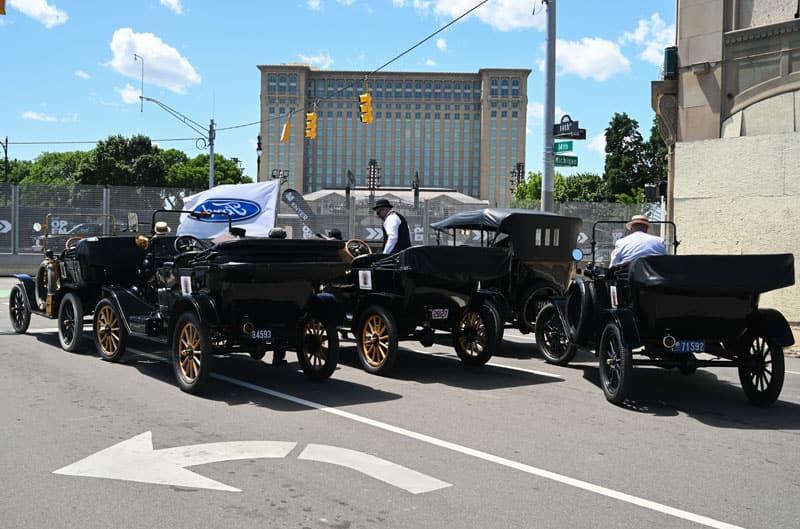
[609,214,666,267]
[372,198,411,254]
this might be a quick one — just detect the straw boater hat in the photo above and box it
[154,221,171,234]
[626,215,650,230]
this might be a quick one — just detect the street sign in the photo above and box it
[553,114,579,137]
[554,155,578,167]
[553,141,573,153]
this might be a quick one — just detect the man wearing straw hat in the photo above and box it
[609,214,666,267]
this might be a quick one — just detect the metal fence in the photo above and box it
[0,183,660,257]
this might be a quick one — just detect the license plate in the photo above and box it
[250,329,272,341]
[430,309,449,320]
[672,340,705,353]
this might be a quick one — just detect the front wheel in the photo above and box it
[598,321,632,405]
[172,312,214,394]
[357,305,399,375]
[297,316,339,380]
[738,333,785,407]
[535,303,578,365]
[93,299,128,362]
[9,284,31,334]
[58,292,84,352]
[454,303,497,367]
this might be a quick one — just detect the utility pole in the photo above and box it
[1,136,8,183]
[541,0,556,212]
[208,119,215,188]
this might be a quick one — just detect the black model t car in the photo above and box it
[327,244,511,375]
[431,208,582,335]
[535,220,795,406]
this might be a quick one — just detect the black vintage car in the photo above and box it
[327,244,511,375]
[535,220,795,406]
[10,211,351,394]
[431,208,583,336]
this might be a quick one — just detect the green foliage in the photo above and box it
[514,171,542,201]
[555,172,607,202]
[603,112,667,199]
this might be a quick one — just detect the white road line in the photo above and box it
[299,444,451,494]
[405,348,562,379]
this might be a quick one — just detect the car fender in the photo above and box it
[307,292,346,325]
[13,274,36,311]
[750,308,794,346]
[100,287,135,335]
[606,308,641,350]
[167,294,220,345]
[474,288,512,321]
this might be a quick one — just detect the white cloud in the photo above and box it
[436,38,447,52]
[159,0,183,15]
[9,0,68,28]
[425,58,437,66]
[298,52,334,69]
[307,0,321,10]
[107,28,201,94]
[116,84,142,104]
[527,101,566,123]
[421,0,545,31]
[336,0,356,5]
[555,38,630,81]
[588,132,606,154]
[74,70,90,79]
[22,111,57,122]
[620,13,676,66]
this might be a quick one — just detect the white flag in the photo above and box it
[177,181,280,239]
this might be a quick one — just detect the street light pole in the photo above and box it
[133,54,144,113]
[1,136,8,183]
[541,0,556,212]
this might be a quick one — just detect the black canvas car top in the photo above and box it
[430,208,565,232]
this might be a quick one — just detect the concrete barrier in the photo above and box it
[0,254,46,276]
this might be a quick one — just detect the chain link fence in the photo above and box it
[0,183,661,256]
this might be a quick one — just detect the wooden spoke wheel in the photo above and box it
[297,316,339,380]
[357,305,398,375]
[93,299,128,362]
[172,312,213,394]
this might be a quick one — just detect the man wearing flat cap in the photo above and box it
[372,198,411,254]
[609,214,666,267]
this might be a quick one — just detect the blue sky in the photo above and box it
[1,0,676,182]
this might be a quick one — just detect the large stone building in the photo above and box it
[256,64,530,207]
[652,0,800,321]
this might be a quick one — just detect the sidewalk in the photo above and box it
[789,326,800,358]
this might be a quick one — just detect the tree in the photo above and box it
[513,171,542,202]
[604,112,648,198]
[78,135,165,186]
[555,172,607,202]
[643,116,668,183]
[21,151,90,184]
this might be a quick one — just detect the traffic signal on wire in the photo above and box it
[304,112,317,139]
[358,92,373,124]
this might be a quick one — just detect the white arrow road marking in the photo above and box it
[53,431,296,492]
[299,444,451,494]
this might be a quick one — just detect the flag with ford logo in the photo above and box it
[177,181,280,239]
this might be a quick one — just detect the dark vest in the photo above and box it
[381,210,412,254]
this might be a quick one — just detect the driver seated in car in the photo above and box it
[609,215,666,267]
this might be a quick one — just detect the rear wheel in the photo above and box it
[58,292,84,352]
[249,350,266,361]
[9,284,31,334]
[598,321,632,405]
[738,332,784,407]
[486,302,505,346]
[93,299,128,362]
[454,303,497,367]
[357,305,398,375]
[173,312,213,394]
[518,282,559,333]
[297,316,339,380]
[535,303,578,365]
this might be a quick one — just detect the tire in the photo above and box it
[598,321,632,405]
[172,312,214,394]
[535,303,578,365]
[738,332,785,407]
[58,292,84,352]
[454,303,497,367]
[486,302,505,346]
[9,284,31,334]
[93,299,128,362]
[249,351,266,361]
[297,316,339,381]
[357,305,399,375]
[517,282,559,334]
[565,280,592,343]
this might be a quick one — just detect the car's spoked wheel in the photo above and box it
[297,316,339,380]
[58,292,84,352]
[598,322,632,405]
[9,284,31,334]
[454,304,497,366]
[173,312,213,394]
[357,306,398,375]
[534,303,578,365]
[738,333,784,407]
[93,299,128,362]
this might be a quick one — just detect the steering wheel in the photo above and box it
[65,236,83,249]
[174,235,207,253]
[344,239,372,259]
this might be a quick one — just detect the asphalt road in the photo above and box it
[1,277,799,529]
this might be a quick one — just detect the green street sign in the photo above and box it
[554,141,573,153]
[554,154,578,167]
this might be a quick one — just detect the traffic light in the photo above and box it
[304,112,317,139]
[359,92,373,124]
